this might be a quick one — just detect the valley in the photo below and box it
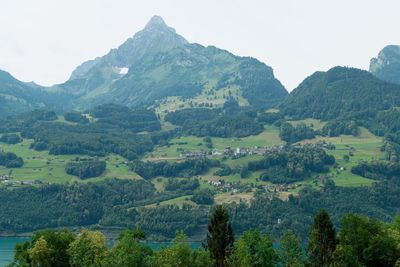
[2,0,400,263]
[0,111,381,208]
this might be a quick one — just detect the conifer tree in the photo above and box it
[206,205,234,267]
[306,209,337,267]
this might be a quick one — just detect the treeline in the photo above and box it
[0,109,57,133]
[0,179,156,232]
[279,120,359,143]
[89,104,161,132]
[0,151,24,168]
[65,159,106,179]
[247,145,335,183]
[23,122,154,160]
[165,107,264,138]
[321,120,359,137]
[129,158,220,179]
[9,207,400,267]
[279,122,316,143]
[0,133,22,144]
[2,177,400,239]
[351,160,400,181]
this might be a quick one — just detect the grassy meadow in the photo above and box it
[0,139,140,185]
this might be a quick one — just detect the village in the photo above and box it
[180,140,335,159]
[0,174,42,186]
[180,144,285,159]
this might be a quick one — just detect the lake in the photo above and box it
[0,237,29,267]
[0,236,201,266]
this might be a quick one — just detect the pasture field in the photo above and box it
[0,139,140,185]
[144,195,197,208]
[287,118,326,130]
[212,125,284,149]
[299,127,382,187]
[214,191,254,205]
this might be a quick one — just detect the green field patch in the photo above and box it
[299,127,382,187]
[147,136,209,158]
[212,125,284,150]
[214,191,254,205]
[144,195,197,208]
[0,139,140,185]
[287,118,326,130]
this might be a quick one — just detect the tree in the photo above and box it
[336,214,400,267]
[306,210,336,267]
[149,231,213,267]
[32,229,75,267]
[107,229,152,267]
[68,229,109,267]
[206,205,234,267]
[191,189,214,205]
[229,229,277,267]
[331,244,362,267]
[8,229,75,267]
[28,236,52,267]
[278,230,304,267]
[10,240,31,267]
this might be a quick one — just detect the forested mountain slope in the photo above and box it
[281,66,400,120]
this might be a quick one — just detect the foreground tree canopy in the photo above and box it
[8,208,400,267]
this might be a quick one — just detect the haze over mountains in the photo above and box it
[0,16,400,118]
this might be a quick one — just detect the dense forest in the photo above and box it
[129,158,220,179]
[279,122,316,143]
[165,106,264,138]
[65,159,106,179]
[0,151,24,168]
[1,177,400,240]
[247,145,335,183]
[281,67,400,121]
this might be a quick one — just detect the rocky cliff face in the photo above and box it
[370,45,400,85]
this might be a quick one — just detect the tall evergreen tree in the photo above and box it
[206,205,234,267]
[306,209,337,267]
[278,230,304,267]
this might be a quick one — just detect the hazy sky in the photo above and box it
[1,0,399,91]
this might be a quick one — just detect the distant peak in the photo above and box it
[145,15,168,29]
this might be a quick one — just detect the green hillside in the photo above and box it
[0,70,71,119]
[281,66,400,120]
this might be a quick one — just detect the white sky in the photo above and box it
[0,0,399,91]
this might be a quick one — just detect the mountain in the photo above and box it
[280,66,400,120]
[59,16,287,110]
[370,45,400,85]
[0,70,71,119]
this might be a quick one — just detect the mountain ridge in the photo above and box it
[57,16,287,110]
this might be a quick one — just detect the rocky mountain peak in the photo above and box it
[144,15,168,30]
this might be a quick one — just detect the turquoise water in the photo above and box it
[0,237,29,267]
[0,237,201,266]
